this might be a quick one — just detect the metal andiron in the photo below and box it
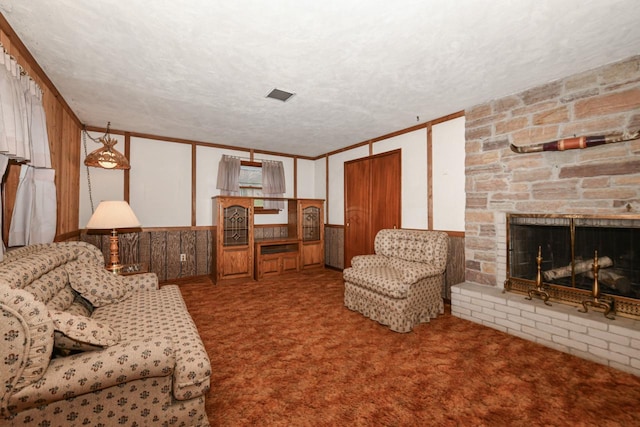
[525,246,551,305]
[579,251,615,320]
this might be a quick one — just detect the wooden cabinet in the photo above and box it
[254,240,300,279]
[344,150,401,268]
[296,199,324,269]
[212,196,324,283]
[212,197,254,283]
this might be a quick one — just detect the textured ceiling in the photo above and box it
[1,0,639,157]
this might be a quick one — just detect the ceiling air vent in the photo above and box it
[266,88,295,102]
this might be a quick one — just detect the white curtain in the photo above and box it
[262,160,286,210]
[0,155,9,260]
[216,154,241,195]
[0,42,55,250]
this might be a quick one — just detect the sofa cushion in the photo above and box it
[343,266,409,298]
[92,285,211,400]
[66,263,132,307]
[50,310,120,350]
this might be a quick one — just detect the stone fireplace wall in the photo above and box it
[464,55,640,289]
[453,55,640,376]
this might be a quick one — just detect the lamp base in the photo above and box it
[106,263,123,274]
[108,229,122,274]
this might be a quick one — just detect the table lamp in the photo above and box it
[86,200,141,273]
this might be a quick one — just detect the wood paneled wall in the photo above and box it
[0,15,82,243]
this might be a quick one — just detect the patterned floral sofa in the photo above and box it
[0,241,211,426]
[343,229,449,333]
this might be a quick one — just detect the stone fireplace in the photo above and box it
[506,213,640,317]
[451,55,640,376]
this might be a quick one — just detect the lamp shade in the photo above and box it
[86,201,141,230]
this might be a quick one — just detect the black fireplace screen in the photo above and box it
[508,215,640,300]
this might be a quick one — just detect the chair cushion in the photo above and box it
[343,266,408,298]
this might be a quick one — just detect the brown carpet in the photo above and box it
[174,269,640,427]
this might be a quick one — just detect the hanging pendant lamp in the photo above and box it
[84,136,130,169]
[83,122,130,170]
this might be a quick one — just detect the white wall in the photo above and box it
[432,116,465,232]
[296,158,316,199]
[129,137,192,227]
[79,131,125,227]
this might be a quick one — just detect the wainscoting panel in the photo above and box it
[81,228,213,281]
[324,225,344,270]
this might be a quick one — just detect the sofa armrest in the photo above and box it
[6,337,175,414]
[121,272,159,291]
[351,254,388,269]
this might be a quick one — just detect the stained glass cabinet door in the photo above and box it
[212,196,254,283]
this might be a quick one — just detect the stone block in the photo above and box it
[561,116,627,137]
[465,259,481,271]
[533,106,569,125]
[578,143,629,163]
[495,117,529,135]
[466,194,488,209]
[475,178,509,192]
[482,138,509,152]
[512,125,559,145]
[465,236,495,251]
[465,125,492,141]
[466,150,500,167]
[514,200,566,212]
[466,112,508,129]
[491,192,530,201]
[531,180,579,200]
[583,188,637,200]
[560,88,599,104]
[601,56,640,86]
[559,159,640,178]
[466,103,492,121]
[512,100,558,117]
[580,177,610,188]
[511,168,552,183]
[493,95,522,113]
[520,81,562,105]
[574,88,640,119]
[465,269,497,286]
[465,210,494,224]
[564,70,599,92]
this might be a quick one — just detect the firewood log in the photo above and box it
[584,268,632,294]
[543,256,612,281]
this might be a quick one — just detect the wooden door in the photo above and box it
[369,150,401,245]
[344,150,401,268]
[344,158,370,268]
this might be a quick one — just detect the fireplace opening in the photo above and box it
[506,214,640,318]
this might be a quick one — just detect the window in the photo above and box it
[239,161,277,213]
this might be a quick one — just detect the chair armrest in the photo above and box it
[6,337,174,414]
[390,259,444,284]
[351,254,388,269]
[121,272,159,291]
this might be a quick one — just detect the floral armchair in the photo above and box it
[343,229,449,332]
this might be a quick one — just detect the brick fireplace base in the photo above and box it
[451,282,640,377]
